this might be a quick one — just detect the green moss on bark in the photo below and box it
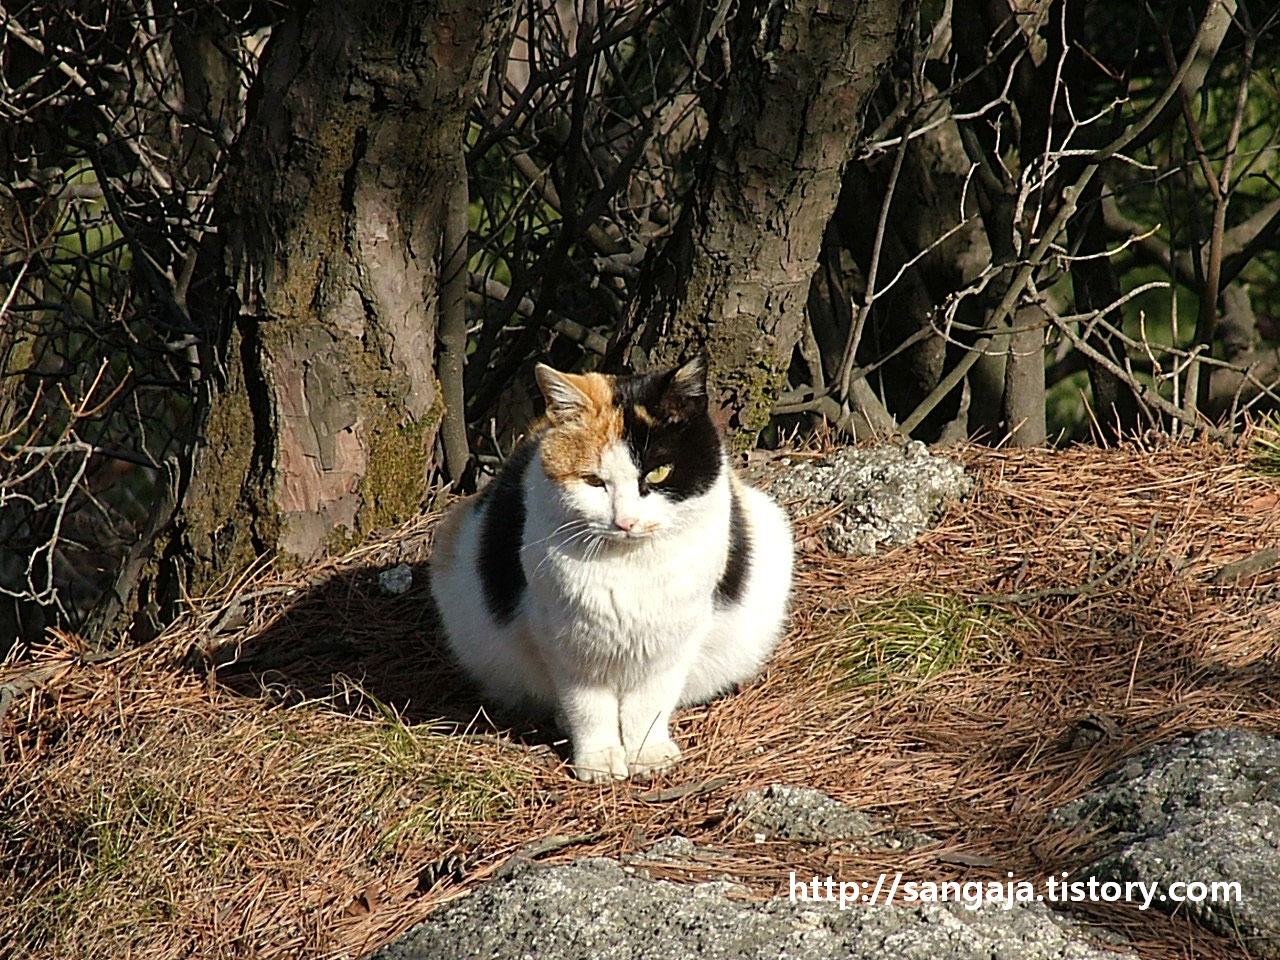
[355,389,444,534]
[718,357,787,453]
[180,329,280,595]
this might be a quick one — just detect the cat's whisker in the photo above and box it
[521,518,592,551]
[528,524,599,577]
[523,523,593,574]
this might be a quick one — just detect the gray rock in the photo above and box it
[765,443,972,555]
[731,784,876,842]
[1054,727,1280,956]
[366,857,1134,960]
[378,563,414,596]
[633,835,703,862]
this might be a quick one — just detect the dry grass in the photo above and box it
[4,428,1280,960]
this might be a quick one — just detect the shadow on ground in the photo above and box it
[206,560,562,752]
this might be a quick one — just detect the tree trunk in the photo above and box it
[614,0,906,448]
[100,0,509,640]
[836,117,990,442]
[1002,306,1048,445]
[1068,179,1149,440]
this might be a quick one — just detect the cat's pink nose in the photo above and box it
[614,516,639,532]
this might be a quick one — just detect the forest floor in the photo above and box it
[4,427,1280,960]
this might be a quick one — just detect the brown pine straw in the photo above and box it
[3,434,1279,959]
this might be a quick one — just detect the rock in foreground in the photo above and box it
[368,857,1130,960]
[1054,727,1280,957]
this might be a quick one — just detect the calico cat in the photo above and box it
[429,357,793,782]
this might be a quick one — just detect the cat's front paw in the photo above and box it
[572,745,629,783]
[627,738,682,778]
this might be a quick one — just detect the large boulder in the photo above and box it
[1054,727,1280,957]
[368,855,1132,960]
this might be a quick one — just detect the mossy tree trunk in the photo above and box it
[98,0,509,641]
[613,0,906,448]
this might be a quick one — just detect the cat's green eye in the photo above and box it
[645,464,673,485]
[582,474,606,487]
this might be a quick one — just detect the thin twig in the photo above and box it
[837,123,911,402]
[1210,547,1280,584]
[973,515,1161,604]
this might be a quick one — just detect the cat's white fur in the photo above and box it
[431,373,793,783]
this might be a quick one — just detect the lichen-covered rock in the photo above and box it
[632,835,703,862]
[366,857,1134,960]
[764,442,972,555]
[1054,727,1280,957]
[730,784,876,842]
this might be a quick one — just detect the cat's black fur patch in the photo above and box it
[613,363,722,503]
[478,440,537,625]
[716,483,750,606]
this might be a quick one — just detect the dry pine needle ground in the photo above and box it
[3,430,1280,960]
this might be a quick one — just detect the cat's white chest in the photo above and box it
[523,519,721,668]
[541,542,709,628]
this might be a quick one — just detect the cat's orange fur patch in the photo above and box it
[539,373,623,482]
[570,372,615,410]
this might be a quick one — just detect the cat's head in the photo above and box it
[533,356,723,541]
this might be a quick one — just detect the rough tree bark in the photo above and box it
[1057,1,1147,442]
[97,0,510,641]
[613,0,907,448]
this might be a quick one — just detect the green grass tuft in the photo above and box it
[1250,415,1280,477]
[816,592,1016,690]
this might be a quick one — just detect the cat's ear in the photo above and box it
[659,354,708,414]
[535,364,591,424]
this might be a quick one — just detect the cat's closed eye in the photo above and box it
[645,464,673,484]
[582,474,607,487]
